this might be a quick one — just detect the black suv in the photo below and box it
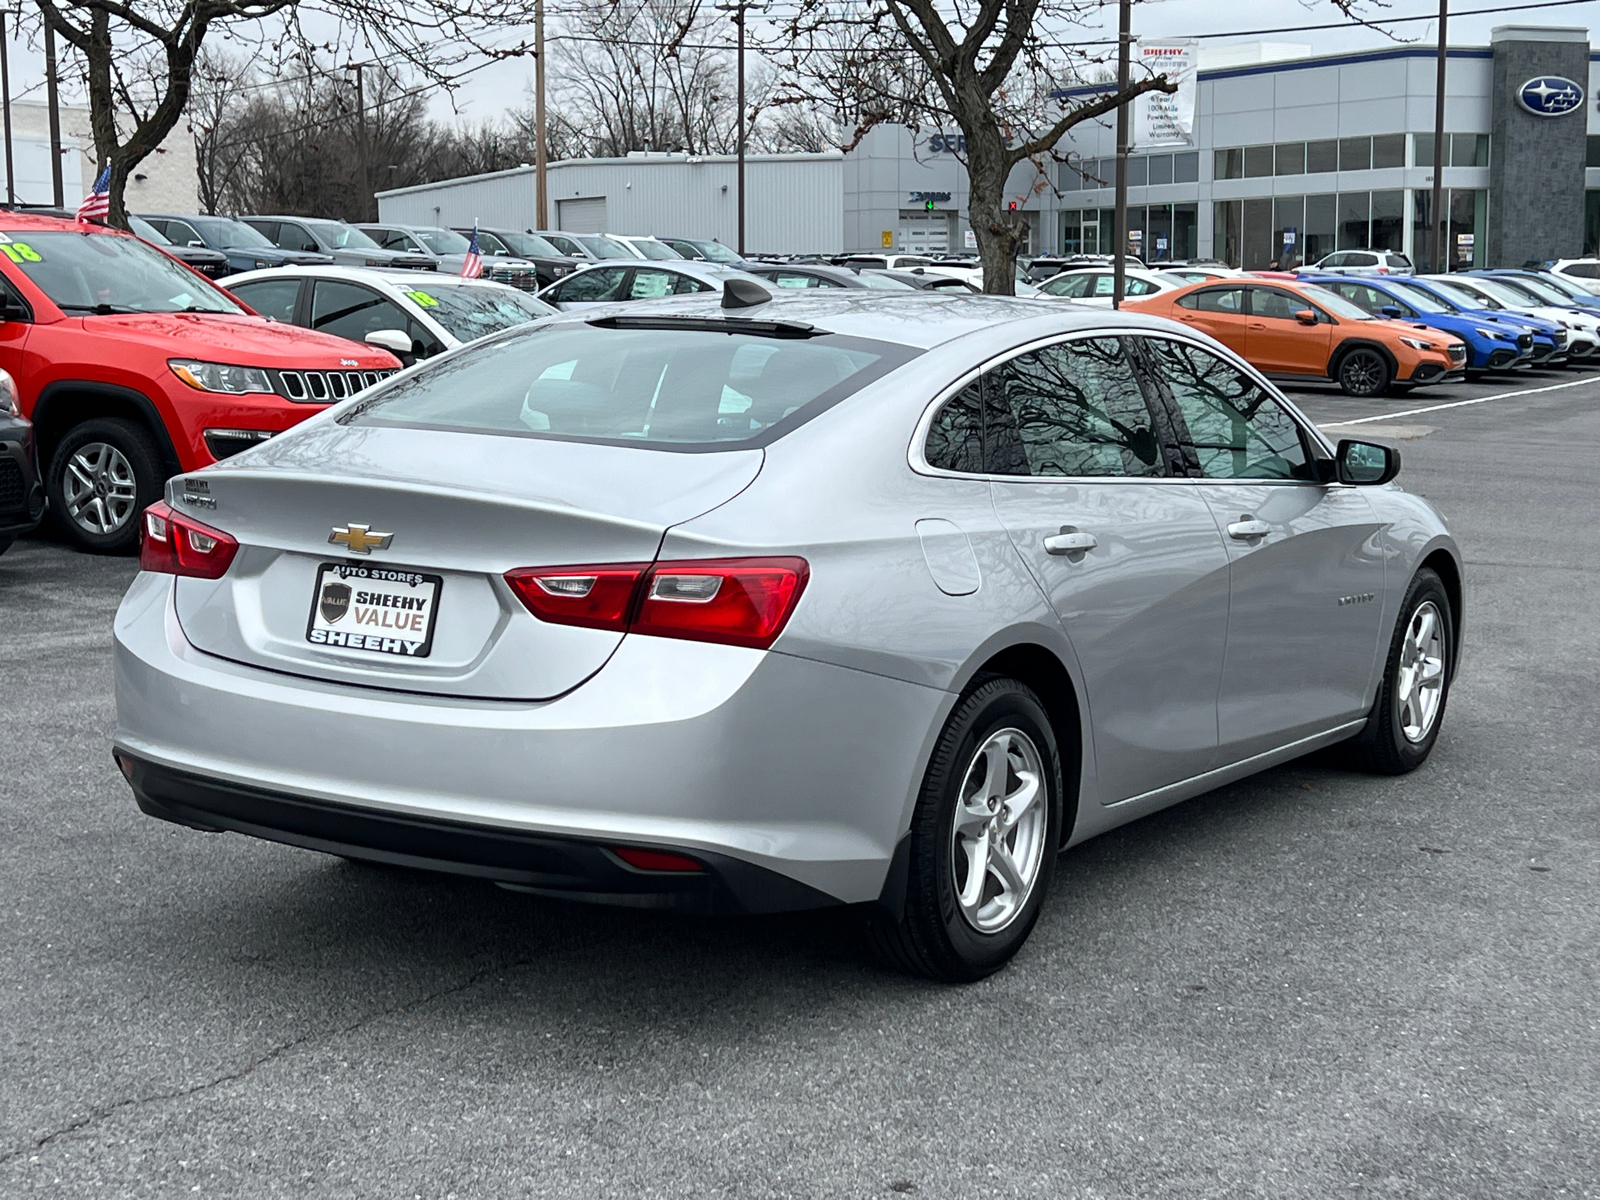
[140,213,335,276]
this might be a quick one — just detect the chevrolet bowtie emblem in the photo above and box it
[328,524,393,554]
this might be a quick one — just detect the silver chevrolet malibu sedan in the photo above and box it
[113,286,1461,981]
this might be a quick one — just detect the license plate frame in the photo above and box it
[305,561,443,659]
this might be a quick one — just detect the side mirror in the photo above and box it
[364,329,413,362]
[1336,438,1400,486]
[1380,305,1402,318]
[188,239,206,248]
[1294,308,1317,325]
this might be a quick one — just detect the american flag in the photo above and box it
[77,166,111,222]
[461,224,483,278]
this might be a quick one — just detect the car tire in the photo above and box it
[1336,346,1392,397]
[1339,568,1453,775]
[47,417,165,555]
[867,677,1063,982]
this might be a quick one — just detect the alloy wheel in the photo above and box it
[1341,350,1385,396]
[950,727,1049,934]
[61,441,138,535]
[1397,600,1446,743]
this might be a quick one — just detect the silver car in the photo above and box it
[112,289,1462,981]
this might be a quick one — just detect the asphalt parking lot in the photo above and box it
[2,366,1597,1199]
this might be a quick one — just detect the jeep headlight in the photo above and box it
[169,359,274,394]
[1399,336,1435,351]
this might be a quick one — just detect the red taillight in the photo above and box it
[1377,265,1389,274]
[610,846,704,873]
[503,563,649,631]
[139,501,239,579]
[504,556,808,650]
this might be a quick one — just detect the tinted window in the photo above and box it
[1041,273,1093,298]
[165,219,205,246]
[274,223,320,253]
[229,277,300,322]
[1306,139,1338,173]
[987,338,1163,477]
[1174,151,1200,183]
[1192,287,1244,313]
[555,267,628,303]
[349,326,907,448]
[311,280,410,342]
[924,381,985,473]
[1140,338,1311,481]
[1243,145,1273,177]
[1250,288,1302,320]
[1124,276,1161,296]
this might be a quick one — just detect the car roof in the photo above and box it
[541,288,1183,351]
[0,212,118,233]
[224,264,517,290]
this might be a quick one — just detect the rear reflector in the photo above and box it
[139,501,239,579]
[610,846,705,873]
[505,556,808,650]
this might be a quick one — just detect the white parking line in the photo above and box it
[1319,374,1600,427]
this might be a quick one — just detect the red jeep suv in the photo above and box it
[0,213,401,552]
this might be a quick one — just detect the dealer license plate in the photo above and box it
[306,562,442,658]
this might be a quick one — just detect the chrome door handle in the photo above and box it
[1044,528,1098,556]
[1227,517,1271,540]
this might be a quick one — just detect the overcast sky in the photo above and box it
[3,0,1599,129]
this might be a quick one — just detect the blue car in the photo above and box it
[1300,273,1542,375]
[1477,268,1600,312]
[1375,276,1568,368]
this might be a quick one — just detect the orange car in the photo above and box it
[1124,277,1466,396]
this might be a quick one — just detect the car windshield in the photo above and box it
[346,323,914,448]
[127,215,171,244]
[1502,276,1573,305]
[1462,277,1540,308]
[193,216,274,248]
[693,241,741,263]
[1382,282,1450,313]
[400,281,553,342]
[497,231,563,258]
[1296,284,1374,320]
[1428,278,1494,309]
[628,239,681,260]
[308,221,380,250]
[3,229,241,314]
[417,228,471,254]
[575,235,634,260]
[1534,274,1590,299]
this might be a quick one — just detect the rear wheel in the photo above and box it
[1337,346,1392,396]
[868,678,1062,982]
[1340,568,1452,774]
[47,418,164,554]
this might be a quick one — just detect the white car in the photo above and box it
[537,259,770,310]
[223,266,555,364]
[1156,266,1247,286]
[1421,274,1599,359]
[609,235,684,261]
[1545,258,1600,293]
[1036,265,1181,306]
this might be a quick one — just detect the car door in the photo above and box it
[1244,285,1332,376]
[1135,334,1387,760]
[310,279,444,358]
[1171,284,1249,354]
[965,334,1233,803]
[548,266,629,309]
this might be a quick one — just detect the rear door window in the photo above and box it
[1190,287,1244,313]
[310,280,427,353]
[229,277,301,322]
[554,267,629,303]
[629,269,674,299]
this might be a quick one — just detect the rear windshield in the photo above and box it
[345,321,916,449]
[575,235,634,260]
[2,229,241,314]
[417,228,471,254]
[196,216,273,248]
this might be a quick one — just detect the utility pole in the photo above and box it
[1429,0,1448,273]
[0,11,15,208]
[1112,0,1131,308]
[45,20,62,207]
[717,2,750,254]
[347,62,369,221]
[535,0,547,228]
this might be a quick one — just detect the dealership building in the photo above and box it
[378,24,1599,270]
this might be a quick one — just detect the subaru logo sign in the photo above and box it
[1516,76,1584,117]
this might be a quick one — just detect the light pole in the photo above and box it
[535,0,547,229]
[345,62,370,221]
[44,18,62,207]
[716,2,752,255]
[0,10,15,208]
[1429,0,1448,273]
[1112,0,1131,308]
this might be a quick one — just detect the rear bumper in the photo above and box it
[119,753,838,914]
[113,572,944,909]
[0,424,44,537]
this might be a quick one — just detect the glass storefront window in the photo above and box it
[1304,194,1337,263]
[1338,192,1370,249]
[1585,191,1600,257]
[1060,161,1081,190]
[1061,210,1083,254]
[1243,145,1274,177]
[1370,190,1404,251]
[1273,196,1305,268]
[1215,199,1242,267]
[1214,148,1243,180]
[1587,137,1600,170]
[1242,197,1274,268]
[1339,137,1371,172]
[1372,134,1405,169]
[1307,140,1338,173]
[1449,189,1486,268]
[1275,143,1306,175]
[1411,190,1437,273]
[1175,152,1199,183]
[1414,133,1436,167]
[1147,204,1173,261]
[1173,203,1198,260]
[1126,204,1147,259]
[1148,154,1173,186]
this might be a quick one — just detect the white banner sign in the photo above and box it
[1132,40,1198,148]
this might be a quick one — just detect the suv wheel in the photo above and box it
[47,418,163,554]
[1337,346,1391,397]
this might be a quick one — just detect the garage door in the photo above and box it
[558,197,607,233]
[897,212,950,255]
